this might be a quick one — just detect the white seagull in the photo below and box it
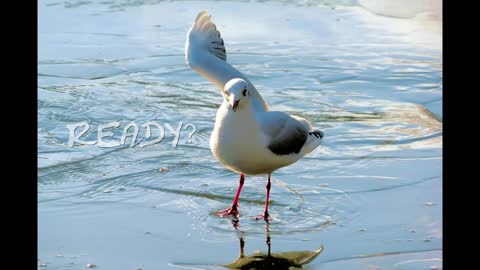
[185,11,324,222]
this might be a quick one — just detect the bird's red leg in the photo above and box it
[214,174,245,218]
[256,174,272,222]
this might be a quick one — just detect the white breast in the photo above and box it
[210,102,299,175]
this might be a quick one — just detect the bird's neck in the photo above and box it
[214,96,270,152]
[220,100,259,129]
[250,90,269,112]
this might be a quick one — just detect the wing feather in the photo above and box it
[187,11,227,61]
[260,112,310,155]
[185,10,268,111]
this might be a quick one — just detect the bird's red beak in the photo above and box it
[232,99,239,112]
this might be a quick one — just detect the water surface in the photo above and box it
[38,0,442,269]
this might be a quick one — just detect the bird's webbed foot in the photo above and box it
[214,204,240,218]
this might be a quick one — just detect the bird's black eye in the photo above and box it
[242,88,247,96]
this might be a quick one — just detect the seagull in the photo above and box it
[185,10,324,222]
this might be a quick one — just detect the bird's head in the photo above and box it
[224,78,250,112]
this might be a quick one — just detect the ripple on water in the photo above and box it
[140,175,359,238]
[38,2,442,267]
[395,258,442,270]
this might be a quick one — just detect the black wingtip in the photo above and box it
[309,130,324,139]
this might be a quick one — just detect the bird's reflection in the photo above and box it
[222,218,324,270]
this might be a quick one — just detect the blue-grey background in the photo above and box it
[38,0,442,269]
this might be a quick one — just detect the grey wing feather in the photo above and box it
[190,11,227,61]
[268,126,308,155]
[262,112,309,156]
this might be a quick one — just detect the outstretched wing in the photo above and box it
[185,10,268,111]
[188,10,226,61]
